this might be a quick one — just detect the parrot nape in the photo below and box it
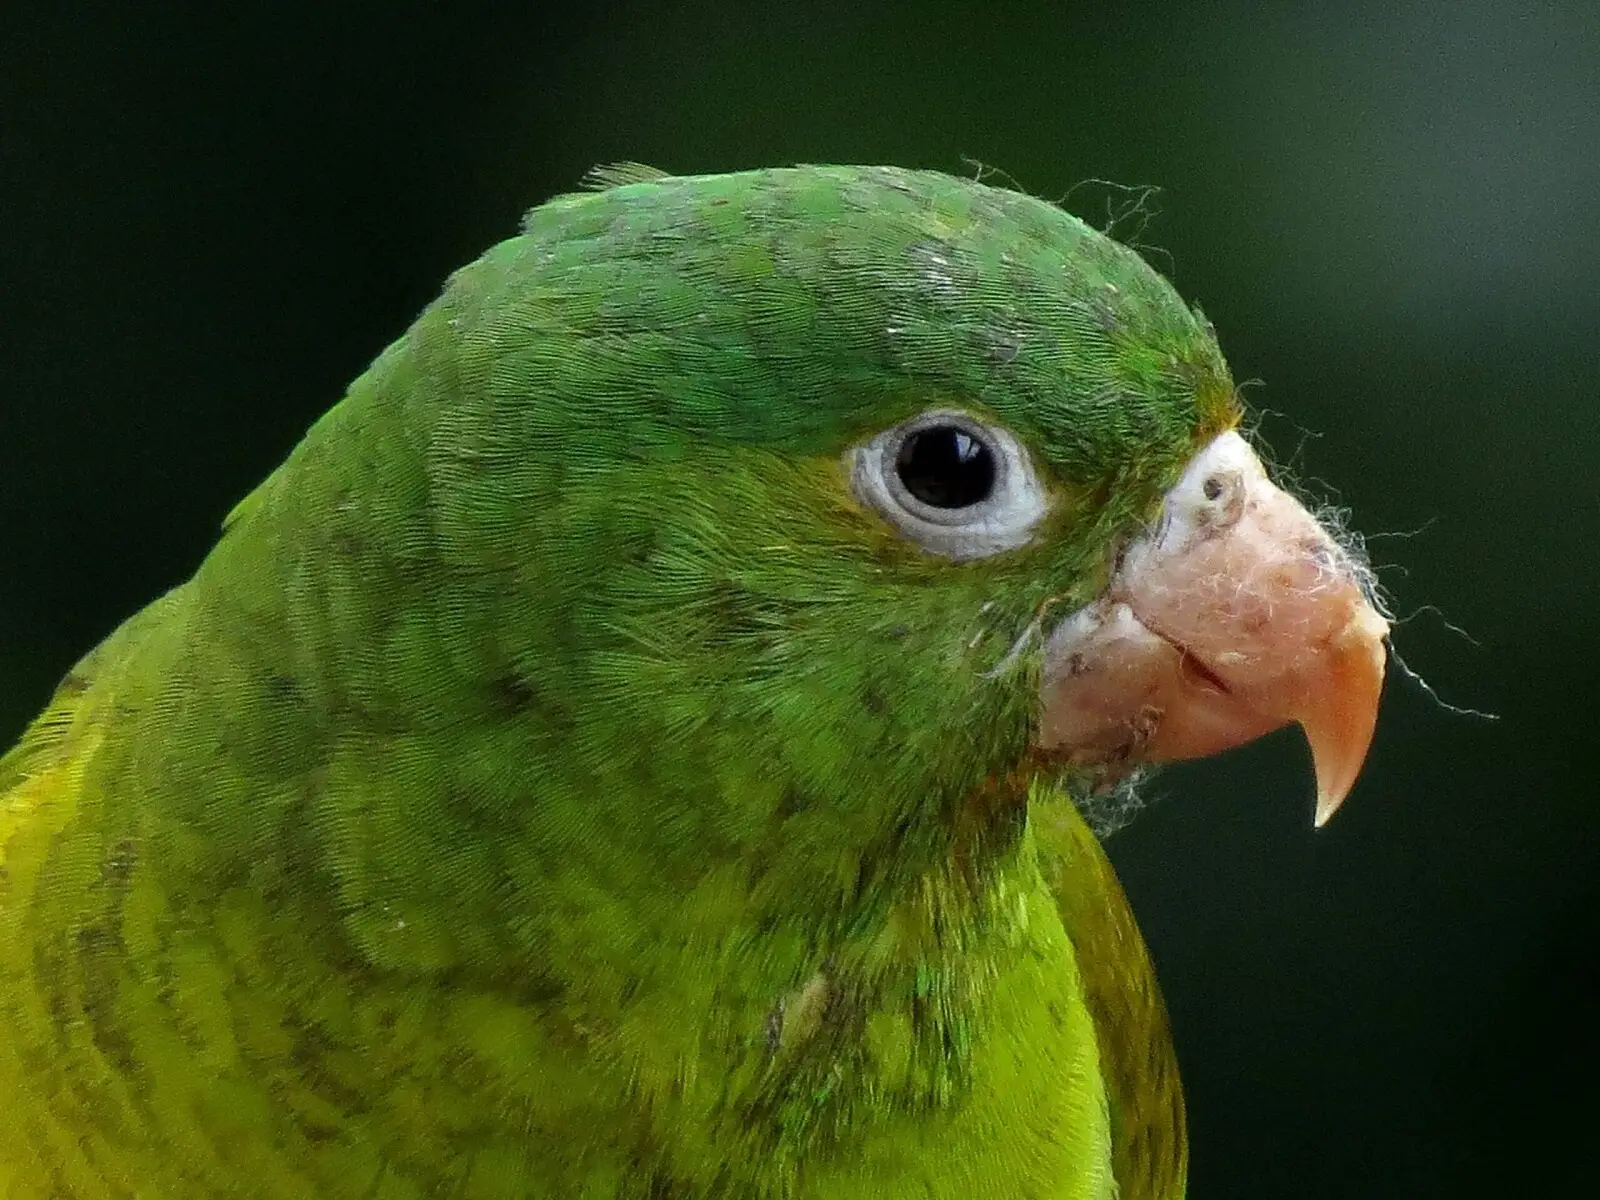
[0,165,1387,1198]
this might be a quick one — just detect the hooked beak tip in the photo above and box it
[1313,790,1341,829]
[1302,621,1389,828]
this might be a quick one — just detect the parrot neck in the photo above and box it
[520,767,1057,1106]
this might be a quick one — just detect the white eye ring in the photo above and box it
[850,409,1050,561]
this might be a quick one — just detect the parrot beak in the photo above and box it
[1037,431,1388,825]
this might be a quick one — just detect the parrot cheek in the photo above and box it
[1036,431,1389,825]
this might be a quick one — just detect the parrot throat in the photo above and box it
[574,767,1066,1141]
[637,775,1071,1171]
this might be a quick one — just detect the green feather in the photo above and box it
[1,165,1235,1197]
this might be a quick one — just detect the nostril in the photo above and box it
[1194,470,1246,531]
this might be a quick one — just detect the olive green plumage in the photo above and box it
[0,165,1233,1197]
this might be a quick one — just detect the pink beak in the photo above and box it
[1038,432,1389,826]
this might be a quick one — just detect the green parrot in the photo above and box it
[0,165,1388,1198]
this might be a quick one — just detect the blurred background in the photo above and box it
[3,1,1596,1194]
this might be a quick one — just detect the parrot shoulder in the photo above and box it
[1033,786,1187,1200]
[0,592,179,839]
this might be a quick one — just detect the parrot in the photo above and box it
[0,164,1388,1199]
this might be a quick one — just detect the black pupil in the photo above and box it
[895,425,996,509]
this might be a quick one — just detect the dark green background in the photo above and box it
[3,2,1596,1194]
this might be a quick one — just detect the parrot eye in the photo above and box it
[895,426,996,508]
[850,410,1049,561]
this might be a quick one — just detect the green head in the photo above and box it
[212,164,1237,975]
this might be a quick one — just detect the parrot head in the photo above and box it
[424,165,1387,903]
